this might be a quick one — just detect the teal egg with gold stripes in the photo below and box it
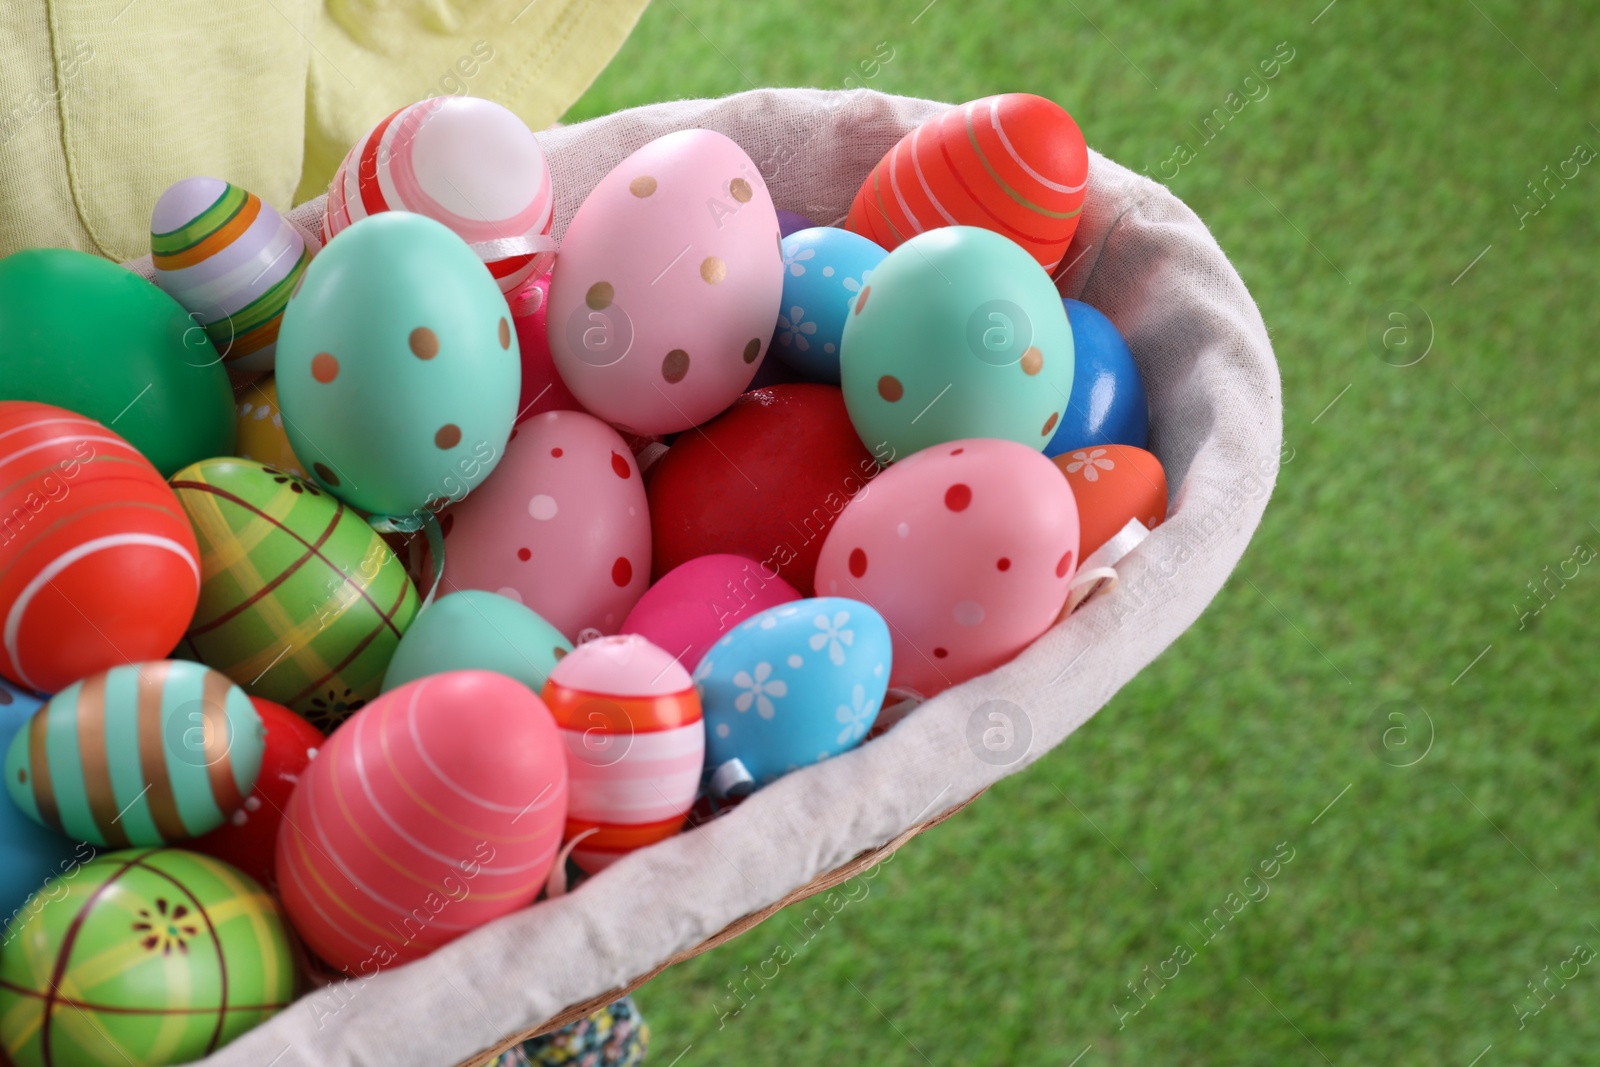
[3,661,265,848]
[151,177,310,384]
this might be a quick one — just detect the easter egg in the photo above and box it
[1044,299,1149,457]
[276,670,568,973]
[547,129,783,434]
[0,680,84,926]
[4,661,265,847]
[840,227,1073,460]
[512,276,585,422]
[383,590,573,694]
[0,847,295,1067]
[648,385,876,597]
[815,438,1078,696]
[277,211,520,518]
[0,402,200,694]
[187,698,323,891]
[776,209,816,237]
[150,177,311,383]
[695,597,891,793]
[440,411,650,641]
[621,554,801,672]
[0,249,233,476]
[541,635,703,872]
[845,93,1088,272]
[323,96,556,293]
[1052,444,1168,558]
[773,228,887,383]
[169,457,420,729]
[233,375,306,477]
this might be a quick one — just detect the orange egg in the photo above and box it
[233,375,305,478]
[1052,445,1168,558]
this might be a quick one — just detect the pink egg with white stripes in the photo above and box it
[814,438,1079,697]
[547,129,783,434]
[541,635,703,873]
[438,410,650,641]
[322,96,555,294]
[274,670,567,974]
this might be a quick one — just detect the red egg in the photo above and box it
[647,385,878,597]
[511,276,585,424]
[1052,444,1168,558]
[0,401,200,693]
[845,93,1088,273]
[188,697,324,891]
[275,670,568,975]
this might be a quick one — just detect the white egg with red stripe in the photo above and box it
[322,95,556,294]
[541,635,705,873]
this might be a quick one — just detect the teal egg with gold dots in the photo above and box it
[276,212,520,519]
[839,226,1074,461]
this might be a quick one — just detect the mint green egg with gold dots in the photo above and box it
[839,226,1074,460]
[276,212,520,518]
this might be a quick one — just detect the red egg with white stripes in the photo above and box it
[0,401,199,694]
[540,635,704,873]
[845,93,1088,273]
[276,670,567,974]
[323,95,555,294]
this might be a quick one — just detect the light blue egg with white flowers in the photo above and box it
[695,596,891,795]
[772,228,887,383]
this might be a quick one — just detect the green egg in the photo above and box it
[0,248,233,476]
[382,590,573,694]
[839,226,1074,460]
[276,212,520,518]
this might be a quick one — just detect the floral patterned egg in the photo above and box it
[1052,444,1168,557]
[234,375,305,477]
[814,438,1078,696]
[772,227,887,384]
[439,410,650,641]
[695,597,891,796]
[547,129,783,434]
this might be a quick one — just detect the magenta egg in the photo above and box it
[621,554,801,672]
[512,276,585,423]
[814,439,1079,696]
[439,410,651,641]
[275,670,567,975]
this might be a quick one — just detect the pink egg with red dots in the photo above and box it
[814,438,1078,696]
[547,129,783,435]
[439,410,651,641]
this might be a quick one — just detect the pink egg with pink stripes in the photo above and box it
[541,635,704,873]
[274,670,568,974]
[322,96,555,294]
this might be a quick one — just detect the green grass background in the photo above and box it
[567,2,1598,1064]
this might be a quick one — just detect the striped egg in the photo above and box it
[276,670,568,974]
[3,661,265,847]
[169,457,419,731]
[540,635,703,873]
[845,93,1089,273]
[151,178,310,382]
[0,402,200,695]
[233,375,305,478]
[322,96,555,294]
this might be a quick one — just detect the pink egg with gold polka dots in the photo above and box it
[547,129,783,435]
[439,410,651,641]
[814,438,1078,697]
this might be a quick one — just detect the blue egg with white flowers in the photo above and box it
[0,679,84,926]
[695,597,891,796]
[1043,298,1149,457]
[772,228,888,383]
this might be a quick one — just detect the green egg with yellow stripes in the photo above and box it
[0,847,297,1067]
[3,662,263,847]
[169,458,420,731]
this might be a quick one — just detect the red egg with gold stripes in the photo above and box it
[3,660,265,848]
[276,670,568,974]
[323,96,555,294]
[540,635,704,873]
[0,401,200,694]
[845,93,1088,273]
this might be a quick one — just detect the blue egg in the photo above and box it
[772,228,888,383]
[695,597,891,795]
[0,680,83,928]
[1044,298,1150,457]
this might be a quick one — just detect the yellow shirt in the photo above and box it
[0,0,646,262]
